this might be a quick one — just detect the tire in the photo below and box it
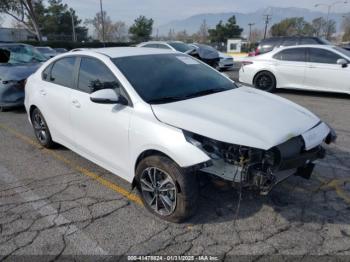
[31,108,55,148]
[135,155,198,223]
[0,106,7,112]
[253,71,276,92]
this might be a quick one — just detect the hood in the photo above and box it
[151,86,320,150]
[0,63,41,81]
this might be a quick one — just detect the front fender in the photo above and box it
[129,105,210,177]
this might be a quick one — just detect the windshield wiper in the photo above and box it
[183,88,226,99]
[148,88,228,104]
[148,96,185,104]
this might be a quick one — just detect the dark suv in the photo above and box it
[255,36,330,55]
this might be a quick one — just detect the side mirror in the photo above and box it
[90,89,128,105]
[337,58,348,68]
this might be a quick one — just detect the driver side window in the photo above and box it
[78,57,120,94]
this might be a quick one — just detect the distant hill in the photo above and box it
[157,7,346,36]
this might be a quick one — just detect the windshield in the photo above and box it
[168,42,194,53]
[113,54,236,104]
[333,47,350,58]
[1,45,47,64]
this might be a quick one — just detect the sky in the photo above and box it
[1,0,350,27]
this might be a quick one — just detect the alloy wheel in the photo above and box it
[256,75,273,91]
[32,111,48,144]
[140,167,177,216]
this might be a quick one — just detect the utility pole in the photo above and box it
[248,23,255,42]
[263,14,272,39]
[100,0,105,43]
[70,11,76,42]
[315,1,348,39]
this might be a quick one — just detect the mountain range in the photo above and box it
[157,7,348,36]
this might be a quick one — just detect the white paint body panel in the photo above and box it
[24,47,330,184]
[239,45,350,94]
[152,86,320,150]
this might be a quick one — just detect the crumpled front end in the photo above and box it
[184,122,337,195]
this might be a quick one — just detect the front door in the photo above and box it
[304,47,350,93]
[70,57,133,180]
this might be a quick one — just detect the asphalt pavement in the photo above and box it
[0,70,350,260]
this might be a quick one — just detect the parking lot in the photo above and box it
[0,70,350,260]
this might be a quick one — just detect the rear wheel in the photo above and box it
[254,71,276,92]
[136,155,198,223]
[0,106,6,112]
[31,108,55,148]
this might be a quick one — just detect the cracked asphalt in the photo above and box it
[0,70,350,260]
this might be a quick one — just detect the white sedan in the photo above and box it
[25,47,336,222]
[239,45,350,94]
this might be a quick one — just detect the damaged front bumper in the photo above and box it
[185,122,337,195]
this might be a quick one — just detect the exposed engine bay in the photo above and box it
[184,123,337,195]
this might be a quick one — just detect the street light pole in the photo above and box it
[315,1,348,38]
[248,23,255,42]
[100,0,105,43]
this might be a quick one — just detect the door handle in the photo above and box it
[39,89,47,96]
[308,65,316,68]
[72,99,81,108]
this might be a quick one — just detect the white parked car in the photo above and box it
[239,45,350,94]
[25,47,336,222]
[137,41,194,53]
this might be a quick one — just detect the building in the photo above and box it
[0,27,36,42]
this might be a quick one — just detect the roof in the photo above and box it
[274,44,336,49]
[79,47,177,58]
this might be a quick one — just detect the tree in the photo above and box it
[270,17,314,37]
[175,30,189,42]
[86,11,127,42]
[167,28,175,40]
[250,29,264,43]
[41,0,87,41]
[197,20,208,43]
[129,15,153,42]
[0,14,4,26]
[0,0,43,41]
[0,0,88,41]
[208,16,243,44]
[312,17,336,40]
[312,17,326,37]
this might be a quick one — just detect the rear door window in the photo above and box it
[50,57,76,88]
[273,48,307,62]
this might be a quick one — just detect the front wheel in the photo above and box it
[31,108,55,148]
[136,155,198,223]
[253,71,276,92]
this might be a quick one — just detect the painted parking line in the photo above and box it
[0,164,108,256]
[0,123,143,206]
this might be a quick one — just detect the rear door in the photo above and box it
[272,47,307,89]
[304,47,350,92]
[39,56,77,145]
